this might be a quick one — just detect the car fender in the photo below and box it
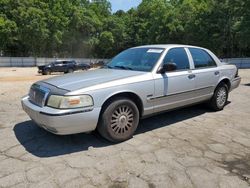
[102,89,142,106]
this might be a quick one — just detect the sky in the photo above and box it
[108,0,142,12]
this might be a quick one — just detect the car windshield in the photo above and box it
[106,47,164,72]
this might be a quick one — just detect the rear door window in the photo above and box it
[189,48,217,68]
[63,61,69,64]
[54,62,62,65]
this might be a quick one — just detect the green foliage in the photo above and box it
[0,0,249,57]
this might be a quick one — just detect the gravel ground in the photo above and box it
[0,67,250,188]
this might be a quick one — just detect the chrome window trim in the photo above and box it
[185,47,195,69]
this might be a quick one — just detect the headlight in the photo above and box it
[47,95,93,109]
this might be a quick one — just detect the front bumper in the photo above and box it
[230,76,241,91]
[21,96,101,135]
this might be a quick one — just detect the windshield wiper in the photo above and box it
[113,65,133,70]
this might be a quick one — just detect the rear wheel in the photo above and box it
[67,68,74,73]
[97,98,139,142]
[209,83,228,111]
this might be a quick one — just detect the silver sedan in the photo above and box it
[22,44,241,142]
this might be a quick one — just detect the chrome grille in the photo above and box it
[29,84,50,107]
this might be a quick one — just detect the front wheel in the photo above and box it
[209,83,228,111]
[97,98,139,143]
[43,69,51,75]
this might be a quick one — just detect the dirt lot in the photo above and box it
[0,67,250,188]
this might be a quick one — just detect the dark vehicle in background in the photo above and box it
[38,60,90,75]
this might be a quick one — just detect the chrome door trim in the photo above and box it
[148,86,214,101]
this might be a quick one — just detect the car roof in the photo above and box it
[54,60,75,62]
[133,44,207,50]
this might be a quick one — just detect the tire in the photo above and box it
[97,98,140,143]
[67,68,74,73]
[82,67,88,71]
[43,69,51,75]
[209,83,228,111]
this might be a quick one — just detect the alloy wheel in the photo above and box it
[216,87,227,107]
[110,105,134,135]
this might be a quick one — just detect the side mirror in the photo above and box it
[158,63,177,74]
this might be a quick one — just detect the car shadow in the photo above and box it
[136,104,208,135]
[244,83,250,87]
[35,73,64,76]
[14,104,216,158]
[13,121,111,158]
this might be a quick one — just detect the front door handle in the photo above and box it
[188,74,196,79]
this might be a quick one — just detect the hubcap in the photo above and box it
[217,87,227,107]
[110,105,134,135]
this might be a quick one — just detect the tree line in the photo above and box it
[0,0,250,58]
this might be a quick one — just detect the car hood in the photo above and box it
[42,68,146,91]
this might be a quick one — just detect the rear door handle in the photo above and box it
[188,74,196,79]
[214,71,220,76]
